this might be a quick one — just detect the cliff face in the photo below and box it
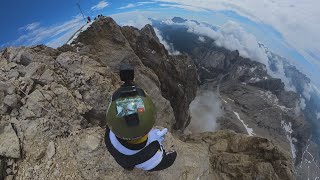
[121,24,198,129]
[0,17,295,179]
[64,17,198,130]
[192,42,310,164]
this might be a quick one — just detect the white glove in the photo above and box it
[148,128,168,144]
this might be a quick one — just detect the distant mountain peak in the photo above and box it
[172,17,187,23]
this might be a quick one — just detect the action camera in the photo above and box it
[120,64,134,83]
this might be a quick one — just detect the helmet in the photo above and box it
[106,85,156,140]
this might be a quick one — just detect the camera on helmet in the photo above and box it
[120,64,134,83]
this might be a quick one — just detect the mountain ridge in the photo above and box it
[0,16,311,179]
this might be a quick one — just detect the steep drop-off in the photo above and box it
[0,17,295,180]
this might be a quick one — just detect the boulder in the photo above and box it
[0,124,20,158]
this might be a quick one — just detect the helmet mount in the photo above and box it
[120,64,134,85]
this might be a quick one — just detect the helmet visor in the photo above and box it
[116,97,145,117]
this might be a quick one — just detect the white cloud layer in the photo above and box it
[155,0,320,74]
[154,28,180,55]
[188,91,223,133]
[91,1,109,11]
[118,14,152,29]
[19,22,40,31]
[10,15,85,48]
[178,20,269,65]
[159,3,208,12]
[299,98,306,110]
[118,2,156,9]
[118,3,136,9]
[163,18,299,91]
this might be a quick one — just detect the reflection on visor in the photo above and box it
[116,97,145,117]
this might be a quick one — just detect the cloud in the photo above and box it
[163,18,300,91]
[159,3,208,12]
[266,55,296,92]
[46,25,81,48]
[118,2,156,9]
[7,15,85,48]
[299,98,306,110]
[188,91,223,133]
[19,22,41,31]
[317,112,320,120]
[154,28,180,55]
[118,14,152,29]
[138,2,157,5]
[303,84,312,100]
[179,20,269,65]
[118,3,136,9]
[91,1,109,11]
[154,0,320,75]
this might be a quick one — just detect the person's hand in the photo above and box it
[149,128,168,143]
[155,128,168,143]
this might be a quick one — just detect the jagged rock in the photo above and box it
[122,25,198,129]
[15,127,211,180]
[38,69,54,85]
[71,17,176,129]
[0,124,20,158]
[5,175,14,180]
[0,17,298,179]
[151,19,312,170]
[46,141,55,160]
[15,127,294,180]
[79,134,101,152]
[6,168,12,175]
[182,130,294,180]
[249,78,285,94]
[3,94,20,108]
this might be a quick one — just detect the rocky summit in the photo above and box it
[0,17,296,179]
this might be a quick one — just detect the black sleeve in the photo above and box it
[104,127,160,170]
[148,150,177,171]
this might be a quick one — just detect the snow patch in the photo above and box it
[67,21,94,45]
[249,77,261,83]
[198,36,205,42]
[277,105,290,112]
[250,67,257,73]
[233,111,255,136]
[281,121,296,159]
[227,98,234,102]
[221,99,228,104]
[200,66,211,73]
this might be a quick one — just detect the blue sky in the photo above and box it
[0,0,159,47]
[1,0,319,88]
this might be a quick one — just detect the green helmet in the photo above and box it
[106,85,156,140]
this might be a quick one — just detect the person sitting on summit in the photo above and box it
[105,64,177,171]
